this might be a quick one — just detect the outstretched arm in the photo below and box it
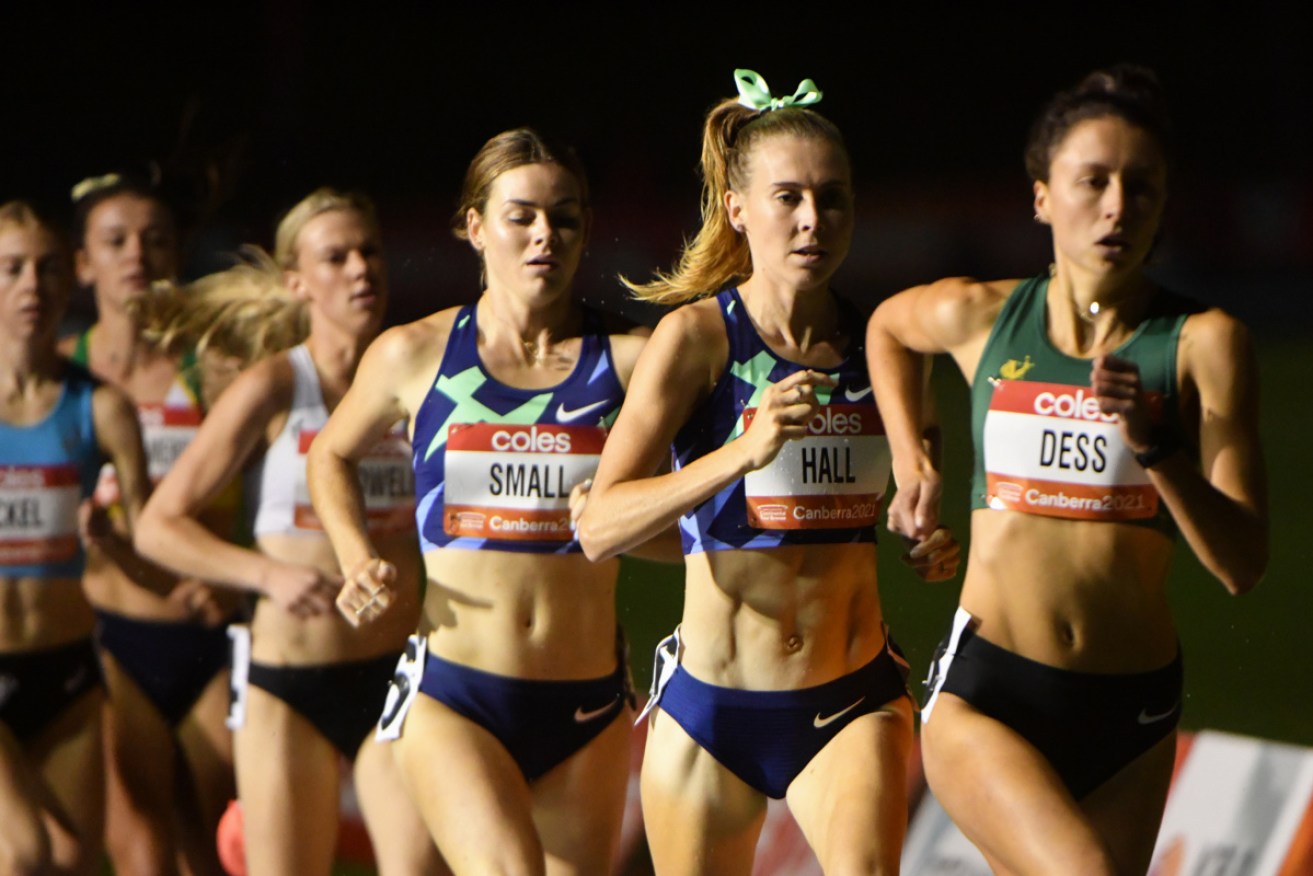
[134,360,340,617]
[307,324,427,625]
[84,384,155,576]
[1092,310,1268,594]
[867,277,1004,542]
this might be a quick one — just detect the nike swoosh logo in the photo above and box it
[813,696,866,729]
[844,386,873,402]
[574,696,621,723]
[556,399,611,423]
[1137,701,1179,725]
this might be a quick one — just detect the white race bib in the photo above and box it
[742,404,889,530]
[292,425,415,534]
[443,423,605,541]
[376,634,427,741]
[982,380,1160,521]
[0,465,82,566]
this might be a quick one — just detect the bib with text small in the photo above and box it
[443,423,605,542]
[742,404,889,530]
[0,465,82,568]
[982,380,1161,521]
[292,426,415,534]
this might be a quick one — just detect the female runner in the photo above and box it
[0,201,149,874]
[133,189,440,875]
[312,128,650,875]
[62,171,240,875]
[866,65,1267,874]
[578,71,958,875]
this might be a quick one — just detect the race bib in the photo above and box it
[442,423,605,541]
[226,625,252,731]
[0,465,82,567]
[376,634,427,741]
[742,404,889,529]
[982,380,1161,521]
[94,402,201,505]
[292,426,415,534]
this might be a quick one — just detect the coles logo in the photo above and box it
[1033,388,1117,424]
[491,426,572,454]
[806,408,863,436]
[0,468,43,489]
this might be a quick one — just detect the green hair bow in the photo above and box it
[734,68,823,112]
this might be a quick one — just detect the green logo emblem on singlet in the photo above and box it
[423,367,553,461]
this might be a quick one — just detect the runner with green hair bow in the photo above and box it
[734,68,823,111]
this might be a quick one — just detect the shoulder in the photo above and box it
[921,276,1017,311]
[366,308,461,373]
[1179,307,1255,385]
[217,352,296,421]
[872,276,1018,353]
[653,296,725,343]
[89,382,140,451]
[633,298,728,395]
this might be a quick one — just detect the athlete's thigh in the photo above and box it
[100,678,177,874]
[921,693,1116,876]
[531,704,633,876]
[0,724,51,873]
[176,670,237,876]
[786,699,913,875]
[234,683,342,876]
[354,734,448,876]
[32,689,105,876]
[1081,731,1176,875]
[639,709,766,876]
[393,693,544,876]
[178,669,236,820]
[99,652,177,810]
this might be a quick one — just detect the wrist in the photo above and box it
[1133,431,1182,469]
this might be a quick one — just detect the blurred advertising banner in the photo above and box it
[901,731,1313,876]
[1148,731,1313,876]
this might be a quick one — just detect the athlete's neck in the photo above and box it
[477,289,580,367]
[1046,265,1153,356]
[0,343,60,399]
[737,277,842,358]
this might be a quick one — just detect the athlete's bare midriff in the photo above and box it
[251,529,421,665]
[0,576,96,650]
[82,538,246,620]
[421,548,621,681]
[678,542,885,691]
[960,508,1178,673]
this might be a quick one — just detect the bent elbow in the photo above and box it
[131,511,163,563]
[576,513,621,564]
[1220,550,1267,597]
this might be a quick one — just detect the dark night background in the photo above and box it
[6,4,1310,744]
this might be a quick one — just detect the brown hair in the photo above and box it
[451,128,590,241]
[1024,64,1171,183]
[70,169,174,245]
[625,99,847,305]
[0,200,71,254]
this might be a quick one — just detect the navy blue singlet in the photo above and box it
[674,288,890,554]
[410,305,624,554]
